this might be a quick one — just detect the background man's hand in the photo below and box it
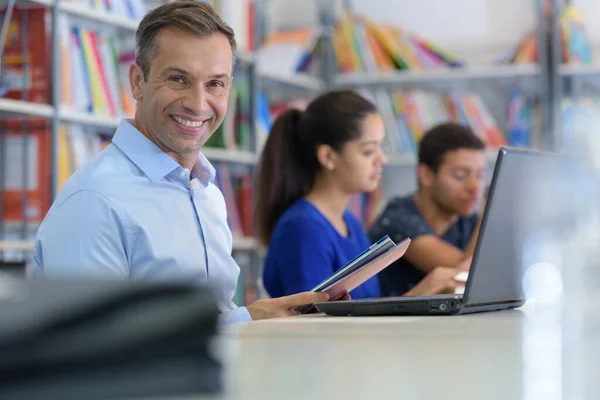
[403,266,459,296]
[457,256,472,272]
[246,291,330,320]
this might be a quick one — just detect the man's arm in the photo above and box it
[369,199,483,274]
[405,192,487,274]
[33,190,130,278]
[403,210,483,274]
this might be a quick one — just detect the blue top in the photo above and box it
[33,119,251,325]
[263,199,381,299]
[368,195,479,296]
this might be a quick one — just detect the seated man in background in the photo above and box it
[368,123,487,297]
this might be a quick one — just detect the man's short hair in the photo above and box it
[135,0,237,80]
[418,122,485,173]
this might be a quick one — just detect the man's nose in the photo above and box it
[183,85,209,115]
[468,176,482,192]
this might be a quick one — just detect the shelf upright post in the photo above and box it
[20,2,30,243]
[0,0,16,69]
[537,0,551,151]
[248,1,261,304]
[316,0,337,91]
[549,0,563,152]
[50,0,62,200]
[0,0,17,258]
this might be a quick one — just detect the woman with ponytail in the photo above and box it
[255,90,459,300]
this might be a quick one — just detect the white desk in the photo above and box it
[216,304,599,400]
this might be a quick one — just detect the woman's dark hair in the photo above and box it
[255,89,378,247]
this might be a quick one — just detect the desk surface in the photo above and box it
[216,303,599,400]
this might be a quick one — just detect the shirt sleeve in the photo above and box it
[263,218,335,297]
[33,190,131,278]
[219,306,253,324]
[368,198,434,244]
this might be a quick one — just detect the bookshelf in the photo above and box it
[385,149,500,168]
[0,98,54,118]
[3,0,599,303]
[552,0,600,151]
[251,0,551,220]
[0,0,262,300]
[334,64,541,87]
[58,1,140,30]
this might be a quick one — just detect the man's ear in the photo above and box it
[129,63,144,101]
[417,164,435,188]
[316,144,337,172]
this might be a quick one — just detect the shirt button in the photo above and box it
[180,170,187,178]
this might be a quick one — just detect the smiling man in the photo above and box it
[368,122,487,297]
[33,1,328,323]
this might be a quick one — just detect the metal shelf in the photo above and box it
[0,240,34,252]
[18,0,54,6]
[485,149,499,164]
[59,107,121,128]
[237,50,254,65]
[558,64,600,77]
[0,98,54,118]
[0,102,122,129]
[385,153,417,167]
[335,64,540,87]
[202,147,257,165]
[232,236,258,252]
[58,2,139,31]
[257,69,324,91]
[385,149,499,167]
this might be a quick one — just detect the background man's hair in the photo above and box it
[418,122,485,173]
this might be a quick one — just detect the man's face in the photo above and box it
[428,149,487,216]
[130,27,233,165]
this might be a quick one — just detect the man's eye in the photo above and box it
[169,76,185,84]
[209,81,224,88]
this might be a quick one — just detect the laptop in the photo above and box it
[315,147,556,316]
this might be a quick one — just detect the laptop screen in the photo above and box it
[463,148,563,307]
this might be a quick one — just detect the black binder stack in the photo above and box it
[0,277,222,399]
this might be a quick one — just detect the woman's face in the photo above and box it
[329,112,388,194]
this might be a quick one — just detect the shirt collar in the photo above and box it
[112,119,216,186]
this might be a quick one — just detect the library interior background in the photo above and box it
[1,0,600,307]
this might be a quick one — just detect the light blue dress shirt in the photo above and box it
[33,119,252,324]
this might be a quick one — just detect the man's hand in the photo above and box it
[457,256,472,272]
[246,291,330,320]
[403,266,459,296]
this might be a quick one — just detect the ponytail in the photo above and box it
[255,90,378,247]
[255,108,316,247]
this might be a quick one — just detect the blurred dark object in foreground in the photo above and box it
[0,277,222,399]
[0,261,26,277]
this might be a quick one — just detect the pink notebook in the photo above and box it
[295,237,411,314]
[321,237,411,300]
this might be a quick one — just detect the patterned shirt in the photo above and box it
[368,195,479,296]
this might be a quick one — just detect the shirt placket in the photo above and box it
[189,179,210,279]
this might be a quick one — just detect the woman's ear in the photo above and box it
[316,144,337,171]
